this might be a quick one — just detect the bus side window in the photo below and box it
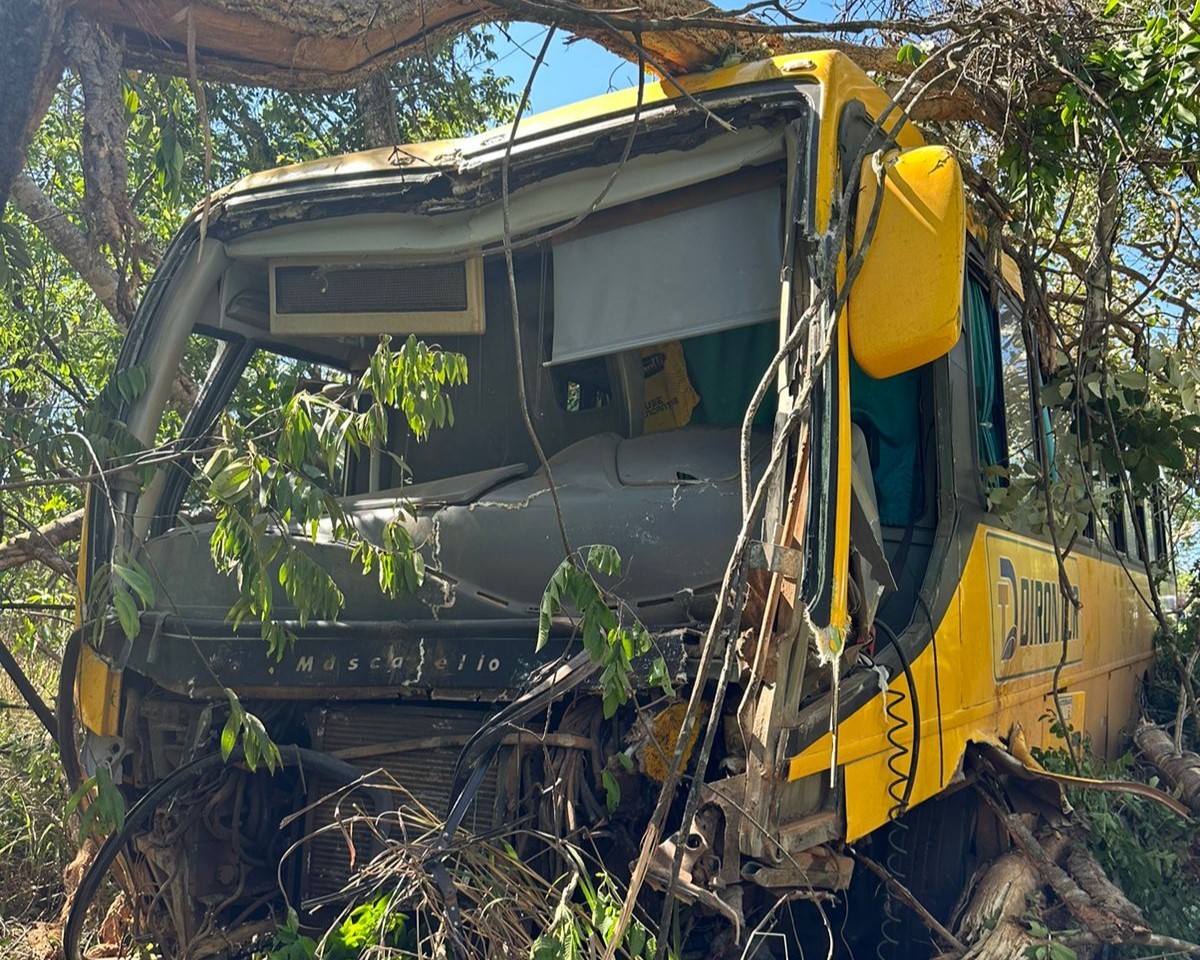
[968,272,1038,488]
[1152,492,1169,564]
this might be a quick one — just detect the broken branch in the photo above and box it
[1132,721,1200,817]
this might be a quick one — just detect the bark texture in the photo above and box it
[357,71,401,149]
[0,0,66,217]
[70,0,906,92]
[1133,721,1200,816]
[1064,843,1149,935]
[980,793,1151,945]
[63,13,140,262]
[956,846,1047,959]
[0,507,82,577]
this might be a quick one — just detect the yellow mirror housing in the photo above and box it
[847,145,966,379]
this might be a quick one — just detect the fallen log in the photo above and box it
[70,0,899,91]
[955,836,1065,960]
[1064,843,1148,936]
[1133,721,1200,816]
[976,788,1146,944]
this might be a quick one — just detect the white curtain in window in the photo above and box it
[550,187,782,364]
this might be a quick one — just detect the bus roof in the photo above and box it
[215,50,863,202]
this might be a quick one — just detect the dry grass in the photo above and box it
[0,644,72,959]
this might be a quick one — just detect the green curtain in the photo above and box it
[969,277,1005,474]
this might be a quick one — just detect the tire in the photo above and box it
[879,786,978,959]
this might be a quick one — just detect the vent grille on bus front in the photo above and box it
[268,257,486,336]
[301,705,501,910]
[275,264,469,314]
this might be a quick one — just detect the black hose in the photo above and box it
[57,627,85,792]
[875,620,920,811]
[64,745,384,960]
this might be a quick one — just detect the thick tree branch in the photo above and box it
[977,786,1163,945]
[74,0,907,88]
[63,13,137,252]
[1133,721,1200,816]
[9,172,123,323]
[0,507,82,577]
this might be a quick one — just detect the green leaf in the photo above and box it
[648,657,675,697]
[112,588,140,642]
[209,457,255,502]
[221,712,240,761]
[112,555,155,607]
[586,544,622,578]
[600,769,621,813]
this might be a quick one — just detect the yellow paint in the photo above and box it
[848,146,966,378]
[786,524,1154,840]
[73,491,121,736]
[805,54,925,638]
[77,644,121,736]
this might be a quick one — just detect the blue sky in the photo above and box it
[480,1,842,113]
[484,23,650,113]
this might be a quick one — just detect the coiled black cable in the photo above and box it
[873,620,920,960]
[64,745,384,960]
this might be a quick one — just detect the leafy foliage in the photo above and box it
[204,335,466,658]
[531,869,669,960]
[1034,726,1200,939]
[1022,919,1078,960]
[262,899,412,960]
[539,545,672,719]
[220,689,282,774]
[65,764,125,842]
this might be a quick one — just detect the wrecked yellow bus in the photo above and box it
[62,49,1159,958]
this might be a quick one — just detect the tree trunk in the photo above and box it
[978,789,1149,944]
[0,0,65,219]
[357,71,401,149]
[1133,721,1200,816]
[63,13,138,255]
[1064,844,1148,935]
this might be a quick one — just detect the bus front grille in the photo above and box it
[302,704,501,906]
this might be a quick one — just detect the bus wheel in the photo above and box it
[877,786,979,959]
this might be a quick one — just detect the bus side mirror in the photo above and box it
[847,145,966,379]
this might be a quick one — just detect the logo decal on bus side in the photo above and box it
[985,531,1082,680]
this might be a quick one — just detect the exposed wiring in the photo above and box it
[498,26,573,560]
